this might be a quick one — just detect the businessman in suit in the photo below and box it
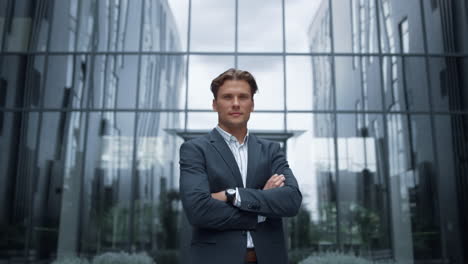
[179,68,302,264]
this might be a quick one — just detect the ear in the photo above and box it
[251,99,254,112]
[212,99,218,112]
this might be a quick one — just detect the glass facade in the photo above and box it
[0,0,467,263]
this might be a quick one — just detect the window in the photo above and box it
[399,18,409,53]
[351,0,359,68]
[440,68,447,97]
[431,0,438,10]
[0,78,6,135]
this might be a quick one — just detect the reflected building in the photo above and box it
[309,0,467,263]
[0,0,183,262]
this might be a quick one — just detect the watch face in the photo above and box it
[227,189,236,195]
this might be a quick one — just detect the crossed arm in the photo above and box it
[179,141,302,231]
[211,173,286,201]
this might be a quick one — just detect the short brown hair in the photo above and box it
[210,68,258,99]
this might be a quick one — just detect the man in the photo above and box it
[179,68,302,264]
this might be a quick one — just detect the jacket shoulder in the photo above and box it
[252,135,280,150]
[180,133,211,148]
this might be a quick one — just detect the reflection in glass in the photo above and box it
[286,113,337,260]
[134,112,183,261]
[138,55,185,109]
[187,112,218,130]
[69,112,136,256]
[248,113,284,131]
[286,56,313,110]
[336,114,390,255]
[0,112,38,260]
[238,0,283,52]
[310,55,333,111]
[286,0,324,52]
[190,0,235,52]
[188,56,234,109]
[430,56,468,113]
[434,115,466,263]
[238,56,284,110]
[386,114,443,262]
[92,55,139,109]
[1,55,46,108]
[308,1,331,53]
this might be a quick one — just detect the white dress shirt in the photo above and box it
[215,125,265,249]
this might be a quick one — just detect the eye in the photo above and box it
[222,94,232,99]
[239,94,249,100]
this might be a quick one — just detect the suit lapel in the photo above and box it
[209,129,244,188]
[246,134,260,188]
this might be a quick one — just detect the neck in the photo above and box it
[218,123,247,144]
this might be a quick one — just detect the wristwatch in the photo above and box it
[225,188,236,204]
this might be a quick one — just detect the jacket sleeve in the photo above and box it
[179,141,258,231]
[236,142,302,218]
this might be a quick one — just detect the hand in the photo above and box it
[211,190,227,202]
[263,174,285,190]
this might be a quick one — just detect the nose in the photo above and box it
[233,96,240,106]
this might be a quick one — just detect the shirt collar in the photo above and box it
[215,125,249,145]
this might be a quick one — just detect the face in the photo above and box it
[212,80,254,130]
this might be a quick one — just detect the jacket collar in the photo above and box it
[209,129,244,187]
[209,128,261,188]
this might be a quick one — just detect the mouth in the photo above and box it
[229,112,242,117]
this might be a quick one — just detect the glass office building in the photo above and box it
[0,0,467,263]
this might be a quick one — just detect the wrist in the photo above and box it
[225,188,236,204]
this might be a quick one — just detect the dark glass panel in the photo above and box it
[334,56,383,111]
[138,55,186,110]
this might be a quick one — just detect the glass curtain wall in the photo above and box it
[0,0,467,264]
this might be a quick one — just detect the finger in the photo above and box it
[274,176,285,184]
[269,174,279,180]
[279,182,285,187]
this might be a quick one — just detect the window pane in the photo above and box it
[249,113,284,131]
[434,114,466,263]
[0,111,33,260]
[238,0,283,52]
[143,0,187,52]
[430,56,468,112]
[45,0,183,52]
[167,0,189,51]
[288,113,338,258]
[378,0,427,55]
[308,55,334,111]
[92,55,139,109]
[382,56,429,112]
[330,0,354,53]
[190,0,235,52]
[286,0,328,52]
[77,112,136,255]
[188,56,234,109]
[138,55,186,109]
[334,56,383,112]
[134,112,183,259]
[187,112,217,130]
[0,56,36,108]
[238,56,284,110]
[286,56,313,110]
[336,114,391,254]
[0,0,7,52]
[385,114,444,262]
[328,0,379,54]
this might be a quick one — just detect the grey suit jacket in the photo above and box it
[179,128,302,264]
